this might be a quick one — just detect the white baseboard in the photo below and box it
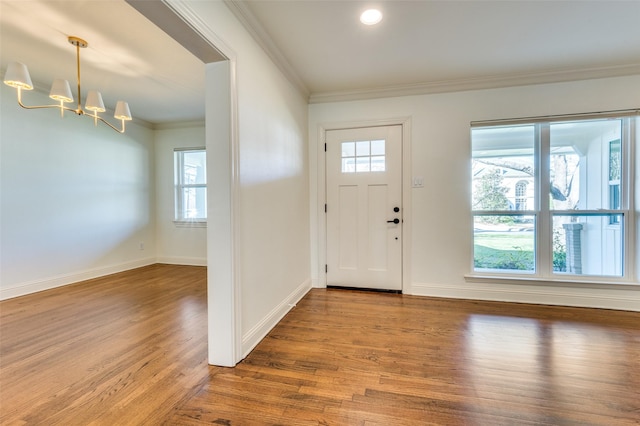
[156,256,207,266]
[0,257,157,300]
[241,278,312,359]
[410,282,640,312]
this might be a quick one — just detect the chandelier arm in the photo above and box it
[16,103,78,113]
[85,114,126,133]
[16,88,78,113]
[15,87,124,132]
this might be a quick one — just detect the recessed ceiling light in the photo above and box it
[360,9,382,25]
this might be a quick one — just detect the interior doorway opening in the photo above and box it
[126,0,240,367]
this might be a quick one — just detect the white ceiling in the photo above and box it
[236,0,640,102]
[2,0,640,125]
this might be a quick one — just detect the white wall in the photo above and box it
[309,75,640,311]
[0,84,156,299]
[235,45,310,352]
[175,1,311,363]
[154,123,207,266]
[636,120,640,282]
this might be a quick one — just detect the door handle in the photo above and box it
[387,218,400,224]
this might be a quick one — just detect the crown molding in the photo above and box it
[224,0,310,100]
[309,63,640,104]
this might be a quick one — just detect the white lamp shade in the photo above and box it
[114,101,132,120]
[3,62,33,90]
[85,90,105,112]
[49,79,73,103]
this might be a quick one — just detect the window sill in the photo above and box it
[465,273,639,289]
[173,220,207,228]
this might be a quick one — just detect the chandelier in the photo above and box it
[3,36,132,133]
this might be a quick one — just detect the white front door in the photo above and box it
[325,125,402,291]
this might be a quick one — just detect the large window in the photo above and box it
[471,115,634,280]
[174,148,207,222]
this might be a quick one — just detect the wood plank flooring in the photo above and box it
[1,264,639,425]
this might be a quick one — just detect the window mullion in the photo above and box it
[175,153,184,220]
[622,117,634,279]
[537,123,552,277]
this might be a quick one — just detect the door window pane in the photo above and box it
[371,139,385,155]
[371,156,385,172]
[341,142,355,157]
[356,141,370,156]
[356,156,370,172]
[342,157,355,173]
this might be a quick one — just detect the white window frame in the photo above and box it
[174,147,207,226]
[470,112,637,284]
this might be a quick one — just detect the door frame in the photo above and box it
[317,117,413,293]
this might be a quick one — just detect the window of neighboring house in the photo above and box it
[174,148,206,224]
[471,115,634,280]
[515,180,529,210]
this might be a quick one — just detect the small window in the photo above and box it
[174,148,206,222]
[341,140,385,173]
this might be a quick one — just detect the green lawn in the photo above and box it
[474,232,534,271]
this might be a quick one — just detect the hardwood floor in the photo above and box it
[1,265,638,425]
